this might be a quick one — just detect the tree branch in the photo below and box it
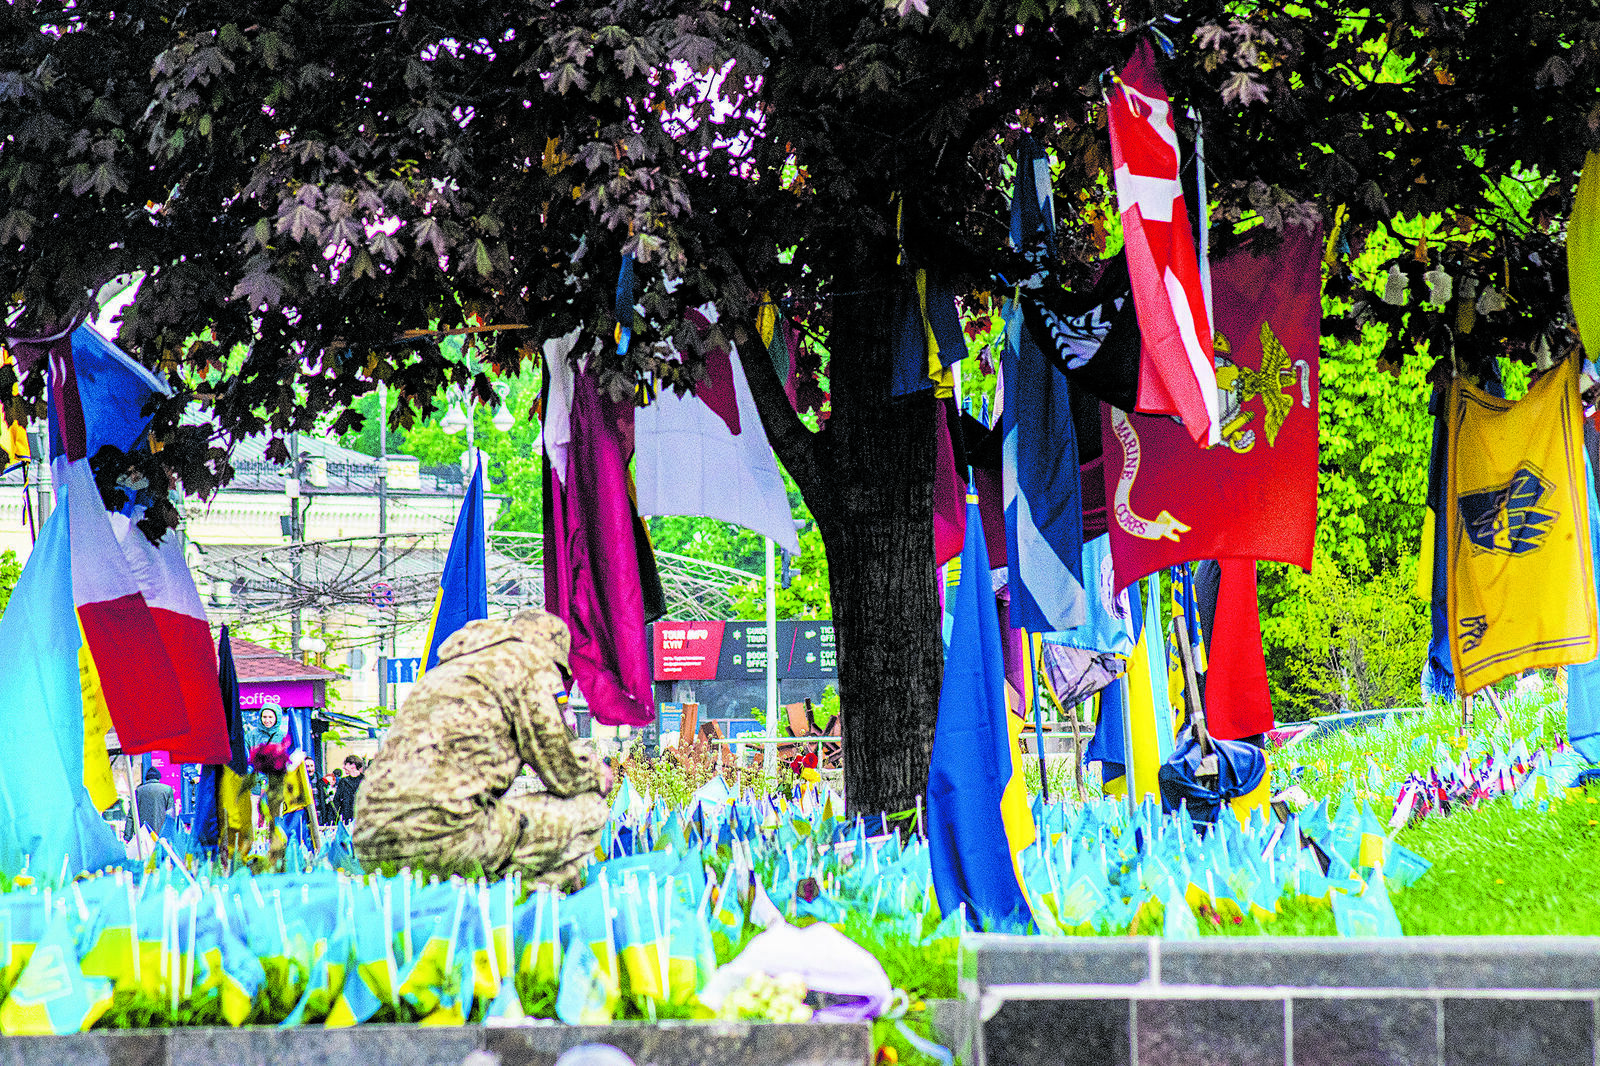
[734,312,832,517]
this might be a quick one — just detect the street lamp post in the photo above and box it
[377,380,389,714]
[288,432,303,661]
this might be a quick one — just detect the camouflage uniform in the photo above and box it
[353,610,608,888]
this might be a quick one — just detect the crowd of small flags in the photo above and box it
[26,749,1600,1037]
[1286,729,1597,832]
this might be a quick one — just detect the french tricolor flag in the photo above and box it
[12,324,228,762]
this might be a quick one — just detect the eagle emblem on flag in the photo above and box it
[1213,321,1313,453]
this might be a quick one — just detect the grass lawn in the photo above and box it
[1391,785,1600,934]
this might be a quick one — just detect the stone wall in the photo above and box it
[958,935,1600,1066]
[0,1020,872,1066]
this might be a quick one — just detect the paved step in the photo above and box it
[0,1021,873,1066]
[960,935,1600,1066]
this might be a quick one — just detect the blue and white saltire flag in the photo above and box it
[1053,534,1134,656]
[1002,298,1085,634]
[928,489,1036,932]
[423,456,489,671]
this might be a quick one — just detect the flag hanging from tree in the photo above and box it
[544,359,656,727]
[1003,296,1085,634]
[1447,356,1596,695]
[1106,38,1219,445]
[1100,224,1321,591]
[635,307,800,555]
[0,322,230,876]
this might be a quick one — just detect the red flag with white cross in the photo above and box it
[1106,39,1220,446]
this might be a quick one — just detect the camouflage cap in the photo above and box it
[509,608,572,670]
[435,609,572,670]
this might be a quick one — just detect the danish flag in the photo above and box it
[1106,40,1220,446]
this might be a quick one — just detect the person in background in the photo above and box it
[333,755,364,823]
[320,768,341,824]
[134,767,174,835]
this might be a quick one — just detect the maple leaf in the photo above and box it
[668,33,716,72]
[230,268,285,308]
[1194,22,1229,51]
[276,200,326,243]
[411,216,450,260]
[1221,70,1269,108]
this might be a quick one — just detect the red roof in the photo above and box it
[224,636,341,683]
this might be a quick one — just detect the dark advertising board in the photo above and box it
[783,621,837,678]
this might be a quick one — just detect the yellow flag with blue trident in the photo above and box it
[1447,356,1597,695]
[0,916,113,1035]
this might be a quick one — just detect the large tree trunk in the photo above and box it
[740,273,943,820]
[822,287,941,819]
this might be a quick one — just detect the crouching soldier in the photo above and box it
[353,610,613,887]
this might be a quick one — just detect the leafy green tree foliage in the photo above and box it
[1259,550,1431,720]
[6,1,1600,812]
[0,549,20,615]
[728,526,833,620]
[648,516,764,573]
[340,362,547,532]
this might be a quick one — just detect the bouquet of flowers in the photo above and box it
[249,740,294,868]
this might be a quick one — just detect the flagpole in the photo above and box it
[1119,672,1136,821]
[377,380,388,716]
[1030,633,1049,802]
[765,538,778,748]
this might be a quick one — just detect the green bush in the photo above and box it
[1258,552,1430,720]
[0,548,18,615]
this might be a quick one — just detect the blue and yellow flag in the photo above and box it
[0,916,113,1035]
[422,456,489,671]
[928,491,1035,932]
[1447,356,1596,695]
[1099,577,1175,804]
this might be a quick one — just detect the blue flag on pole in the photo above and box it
[423,457,489,671]
[1566,451,1600,761]
[1002,298,1085,634]
[928,489,1035,932]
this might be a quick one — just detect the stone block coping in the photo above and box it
[0,1020,873,1066]
[961,935,1600,1066]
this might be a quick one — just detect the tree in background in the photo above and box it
[0,550,19,615]
[6,2,1600,814]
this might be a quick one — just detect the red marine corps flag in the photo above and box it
[1106,39,1220,446]
[1102,224,1322,592]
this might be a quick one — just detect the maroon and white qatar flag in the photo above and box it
[1106,39,1220,447]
